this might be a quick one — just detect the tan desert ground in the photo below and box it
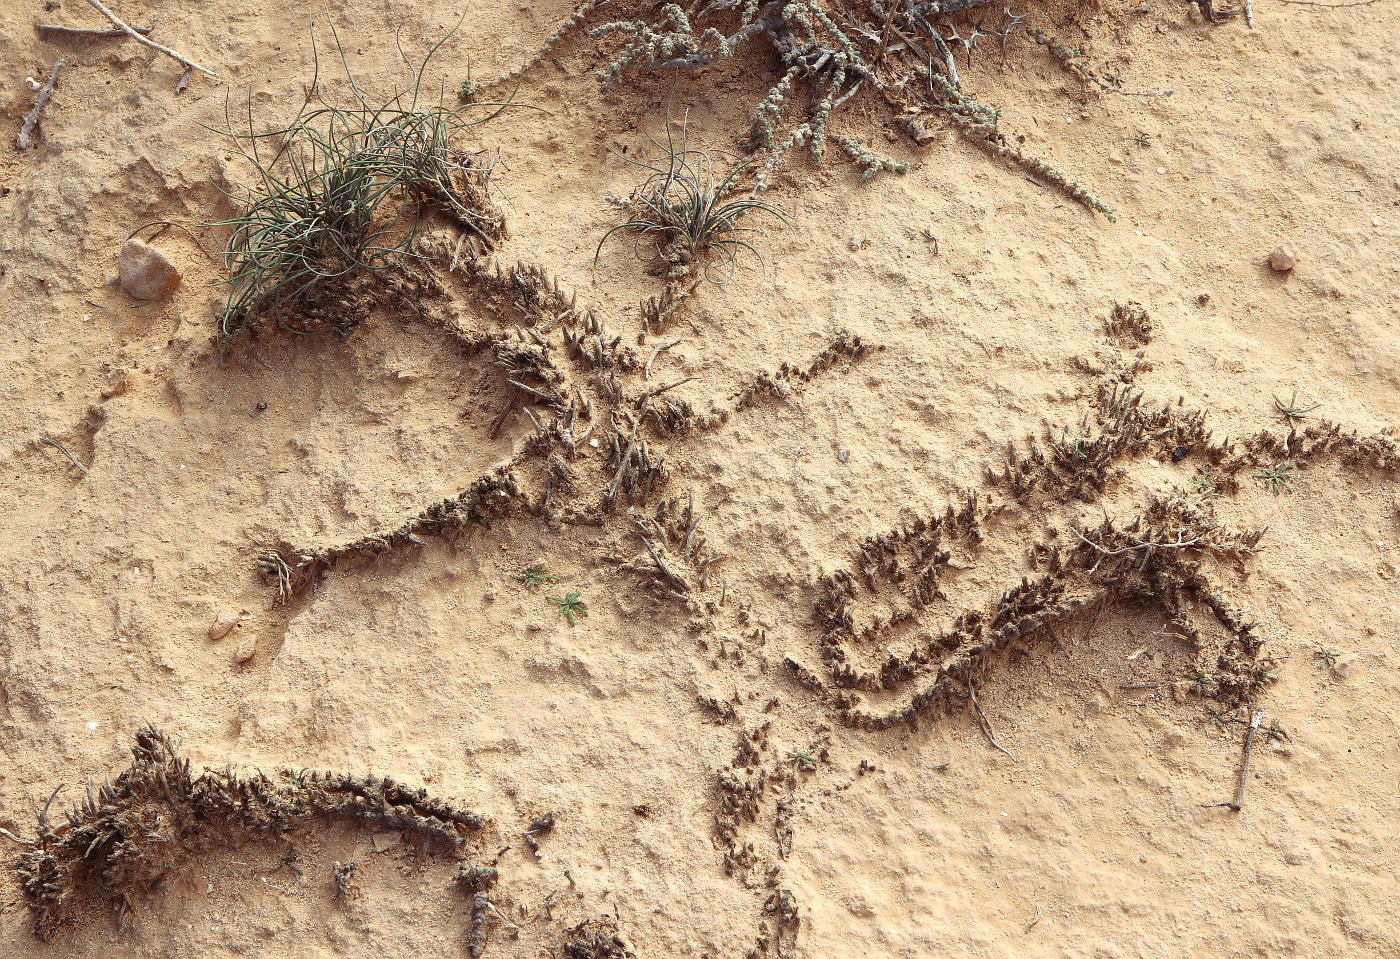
[1,0,1398,956]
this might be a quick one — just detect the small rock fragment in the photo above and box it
[837,449,849,463]
[208,609,238,640]
[1331,653,1357,679]
[234,635,256,664]
[371,831,401,853]
[1170,680,1189,704]
[848,236,862,252]
[1269,243,1296,273]
[118,238,181,300]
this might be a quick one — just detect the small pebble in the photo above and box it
[84,721,98,733]
[483,587,498,602]
[208,609,238,640]
[1269,242,1296,272]
[848,235,862,252]
[118,238,181,301]
[234,636,256,664]
[837,449,849,463]
[1156,166,1167,175]
[1332,653,1357,680]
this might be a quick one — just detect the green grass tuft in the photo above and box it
[596,95,788,285]
[212,16,509,351]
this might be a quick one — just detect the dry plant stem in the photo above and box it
[16,60,62,150]
[968,677,1015,761]
[39,23,152,38]
[645,339,682,379]
[82,0,219,77]
[1203,708,1265,810]
[635,376,697,405]
[39,436,88,474]
[1080,599,1106,644]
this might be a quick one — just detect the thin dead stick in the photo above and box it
[1245,0,1255,24]
[1080,599,1106,645]
[505,379,560,404]
[644,338,682,379]
[1025,903,1041,932]
[1073,528,1202,556]
[40,436,88,474]
[968,677,1015,761]
[634,376,697,405]
[82,0,219,77]
[1202,708,1265,811]
[488,391,517,439]
[16,60,62,150]
[875,0,899,63]
[128,220,217,261]
[0,827,34,845]
[1277,0,1378,5]
[39,23,153,38]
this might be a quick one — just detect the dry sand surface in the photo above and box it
[1,0,1399,956]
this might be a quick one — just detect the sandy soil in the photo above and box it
[1,0,1398,956]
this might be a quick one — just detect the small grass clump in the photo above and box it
[214,18,507,349]
[1253,463,1294,495]
[548,590,589,626]
[785,747,818,774]
[1273,391,1321,430]
[597,102,788,285]
[513,564,557,590]
[1191,470,1220,499]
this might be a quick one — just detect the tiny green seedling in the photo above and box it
[1191,470,1219,498]
[1315,646,1339,668]
[514,564,557,591]
[1263,720,1289,745]
[1206,708,1246,731]
[548,590,588,625]
[1187,673,1209,697]
[1253,464,1294,495]
[1132,132,1154,147]
[785,748,818,774]
[1273,391,1321,430]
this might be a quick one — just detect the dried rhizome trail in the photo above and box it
[6,0,1397,955]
